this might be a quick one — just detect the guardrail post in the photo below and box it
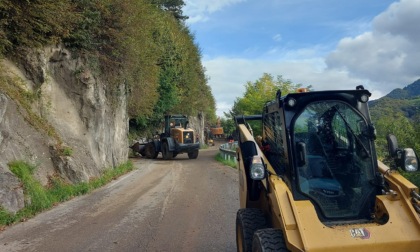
[219,142,238,164]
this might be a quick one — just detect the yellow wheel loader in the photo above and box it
[142,114,199,160]
[235,86,420,252]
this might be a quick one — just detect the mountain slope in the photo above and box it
[370,79,420,122]
[387,79,420,99]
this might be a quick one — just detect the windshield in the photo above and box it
[293,101,376,220]
[169,117,187,128]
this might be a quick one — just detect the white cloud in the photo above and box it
[184,0,246,23]
[204,56,372,117]
[191,0,420,117]
[375,0,420,42]
[326,0,420,94]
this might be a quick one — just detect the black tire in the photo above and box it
[188,149,199,159]
[236,208,267,252]
[145,142,158,159]
[139,145,146,157]
[139,150,146,157]
[162,142,173,160]
[252,228,289,252]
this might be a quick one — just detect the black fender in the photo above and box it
[240,141,260,201]
[165,137,176,152]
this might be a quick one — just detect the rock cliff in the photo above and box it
[0,46,129,213]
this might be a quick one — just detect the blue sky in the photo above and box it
[183,0,420,117]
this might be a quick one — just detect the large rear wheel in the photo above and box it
[188,149,199,159]
[145,142,158,159]
[236,208,267,252]
[252,228,289,252]
[162,142,173,160]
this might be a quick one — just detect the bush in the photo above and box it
[1,160,133,228]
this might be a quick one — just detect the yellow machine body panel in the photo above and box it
[267,176,420,252]
[170,127,194,144]
[235,89,420,252]
[236,125,420,252]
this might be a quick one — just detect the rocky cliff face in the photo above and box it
[0,46,129,213]
[188,112,205,145]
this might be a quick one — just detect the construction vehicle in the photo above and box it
[140,115,199,160]
[211,117,225,138]
[235,86,420,251]
[204,127,215,146]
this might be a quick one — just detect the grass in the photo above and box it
[61,147,73,156]
[0,160,134,228]
[215,153,237,169]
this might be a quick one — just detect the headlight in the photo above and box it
[360,94,369,103]
[250,156,266,180]
[287,98,297,107]
[403,148,418,172]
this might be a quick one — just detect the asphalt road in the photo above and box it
[0,144,239,252]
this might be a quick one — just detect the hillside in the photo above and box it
[387,79,420,99]
[369,79,420,173]
[370,79,420,122]
[0,0,213,215]
[368,80,420,187]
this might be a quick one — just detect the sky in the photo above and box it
[182,0,420,117]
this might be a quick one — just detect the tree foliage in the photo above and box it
[374,113,420,187]
[0,0,75,54]
[131,10,215,131]
[151,0,188,21]
[370,90,420,160]
[226,73,307,136]
[369,80,420,187]
[230,73,307,116]
[0,0,216,137]
[220,117,236,137]
[374,112,419,158]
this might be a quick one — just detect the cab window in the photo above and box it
[293,101,376,220]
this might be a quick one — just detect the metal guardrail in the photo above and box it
[219,141,238,163]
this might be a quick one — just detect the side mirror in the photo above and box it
[250,156,266,180]
[386,134,399,157]
[387,134,419,172]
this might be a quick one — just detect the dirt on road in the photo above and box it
[0,145,239,252]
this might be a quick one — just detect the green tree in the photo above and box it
[371,104,420,187]
[374,112,418,158]
[220,117,235,136]
[128,5,215,134]
[0,0,216,139]
[228,73,308,135]
[150,0,188,21]
[230,73,306,115]
[0,0,75,55]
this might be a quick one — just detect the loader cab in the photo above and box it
[163,115,196,145]
[263,87,379,224]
